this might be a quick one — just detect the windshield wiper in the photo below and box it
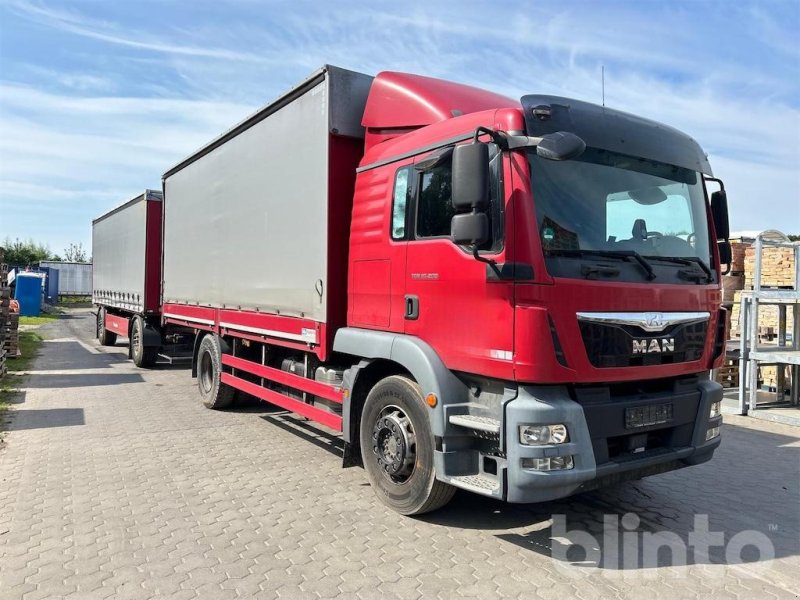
[645,256,713,283]
[546,249,657,280]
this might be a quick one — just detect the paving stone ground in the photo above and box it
[0,308,798,599]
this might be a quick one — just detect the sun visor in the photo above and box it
[521,95,713,175]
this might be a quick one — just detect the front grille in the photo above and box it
[579,320,707,368]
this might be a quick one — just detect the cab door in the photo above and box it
[403,145,515,380]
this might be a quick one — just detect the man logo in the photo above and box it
[644,312,667,330]
[632,338,675,354]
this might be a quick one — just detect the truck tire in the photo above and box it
[360,375,455,515]
[131,315,157,368]
[197,334,235,410]
[97,307,117,347]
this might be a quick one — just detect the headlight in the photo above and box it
[519,424,569,445]
[709,401,722,418]
[706,426,720,441]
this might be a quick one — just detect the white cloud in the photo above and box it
[10,0,265,62]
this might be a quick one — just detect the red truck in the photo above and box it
[93,65,731,515]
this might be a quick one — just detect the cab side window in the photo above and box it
[416,163,454,237]
[407,143,503,249]
[391,167,412,240]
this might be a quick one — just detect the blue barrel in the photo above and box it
[15,273,43,316]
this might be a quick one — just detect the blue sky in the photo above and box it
[1,0,798,256]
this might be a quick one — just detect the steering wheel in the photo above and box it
[646,231,663,239]
[687,233,696,246]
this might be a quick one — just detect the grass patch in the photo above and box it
[58,295,91,304]
[1,331,45,433]
[19,312,61,327]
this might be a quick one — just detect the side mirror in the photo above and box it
[710,190,730,241]
[451,213,489,246]
[718,240,732,275]
[451,143,489,212]
[536,132,586,161]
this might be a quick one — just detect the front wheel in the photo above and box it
[97,307,117,347]
[196,334,235,410]
[360,375,455,515]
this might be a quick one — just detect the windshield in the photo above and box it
[529,148,714,283]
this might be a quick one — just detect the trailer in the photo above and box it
[94,65,731,515]
[37,261,92,297]
[92,189,167,365]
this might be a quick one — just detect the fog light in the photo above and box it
[706,426,720,441]
[709,401,721,418]
[519,424,568,445]
[521,456,574,471]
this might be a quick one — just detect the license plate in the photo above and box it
[625,403,673,429]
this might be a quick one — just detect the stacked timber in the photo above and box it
[730,240,749,274]
[0,250,8,377]
[722,274,744,306]
[722,240,749,340]
[744,244,797,289]
[729,291,795,339]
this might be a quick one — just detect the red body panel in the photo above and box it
[348,160,408,333]
[513,281,721,384]
[161,302,329,359]
[105,313,130,337]
[362,72,517,153]
[144,198,162,313]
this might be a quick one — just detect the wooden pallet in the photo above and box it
[714,358,740,388]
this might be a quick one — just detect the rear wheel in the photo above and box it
[131,315,157,368]
[97,307,117,347]
[197,334,235,409]
[360,375,455,515]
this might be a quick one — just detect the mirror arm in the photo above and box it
[473,126,508,149]
[472,244,500,275]
[703,176,725,191]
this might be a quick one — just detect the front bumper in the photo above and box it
[503,377,723,503]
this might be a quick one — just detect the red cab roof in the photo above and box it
[362,71,517,130]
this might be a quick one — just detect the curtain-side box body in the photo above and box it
[161,66,372,329]
[38,261,93,296]
[92,190,163,313]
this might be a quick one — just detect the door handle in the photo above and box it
[404,295,419,320]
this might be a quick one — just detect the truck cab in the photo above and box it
[336,72,728,508]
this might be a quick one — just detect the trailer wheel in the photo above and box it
[131,316,157,368]
[97,307,117,347]
[360,375,455,515]
[197,334,235,409]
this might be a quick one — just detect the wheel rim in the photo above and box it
[132,322,141,356]
[199,351,213,394]
[372,405,417,483]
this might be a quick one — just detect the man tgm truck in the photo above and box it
[93,66,731,515]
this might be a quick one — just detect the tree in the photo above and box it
[1,237,55,266]
[63,242,88,262]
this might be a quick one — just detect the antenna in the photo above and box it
[602,65,605,107]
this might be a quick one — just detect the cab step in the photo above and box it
[449,474,501,496]
[448,414,501,434]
